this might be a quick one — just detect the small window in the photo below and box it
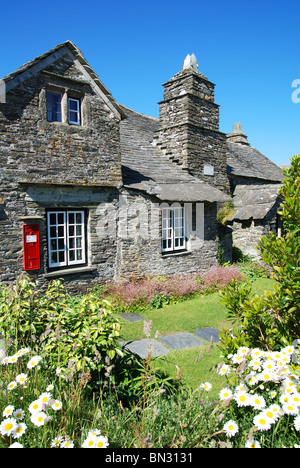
[161,204,185,253]
[47,210,86,268]
[46,91,62,122]
[68,97,81,125]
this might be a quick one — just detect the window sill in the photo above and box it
[44,266,96,278]
[161,250,192,258]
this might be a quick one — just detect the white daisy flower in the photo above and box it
[282,403,299,416]
[245,373,259,386]
[12,423,27,439]
[251,348,263,359]
[0,417,17,436]
[263,361,278,372]
[237,346,250,356]
[232,353,244,364]
[82,434,97,448]
[264,408,278,424]
[39,392,52,406]
[7,354,18,364]
[251,394,266,410]
[219,388,233,400]
[51,436,64,448]
[294,415,300,432]
[28,399,43,414]
[249,359,262,371]
[30,411,47,427]
[46,384,54,392]
[27,355,42,369]
[200,382,212,392]
[234,390,252,407]
[7,381,17,391]
[94,435,109,448]
[16,373,28,385]
[245,439,261,448]
[217,363,231,376]
[257,371,275,382]
[235,383,248,392]
[279,393,291,406]
[88,429,101,437]
[51,400,63,411]
[253,412,272,431]
[289,392,300,407]
[60,439,74,448]
[13,409,25,421]
[9,442,23,448]
[271,351,283,361]
[282,345,295,355]
[223,420,239,437]
[2,405,15,418]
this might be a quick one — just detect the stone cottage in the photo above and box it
[226,123,283,258]
[0,42,282,291]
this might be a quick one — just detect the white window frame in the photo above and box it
[47,210,86,268]
[161,204,185,253]
[68,97,81,125]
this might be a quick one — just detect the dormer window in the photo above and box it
[46,91,62,122]
[68,97,81,125]
[45,90,82,126]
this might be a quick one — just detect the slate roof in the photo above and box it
[228,183,281,221]
[120,106,230,203]
[226,141,283,182]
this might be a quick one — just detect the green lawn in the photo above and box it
[117,278,276,397]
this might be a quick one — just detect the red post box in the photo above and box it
[23,224,40,271]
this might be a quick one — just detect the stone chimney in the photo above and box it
[227,123,250,145]
[157,54,228,191]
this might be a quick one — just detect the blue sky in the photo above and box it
[1,0,299,165]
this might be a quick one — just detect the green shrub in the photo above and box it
[0,276,123,383]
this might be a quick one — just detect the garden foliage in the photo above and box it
[0,276,123,380]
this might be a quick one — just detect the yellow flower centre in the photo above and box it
[88,440,94,446]
[5,423,13,431]
[16,427,22,434]
[240,396,246,402]
[266,411,273,418]
[259,418,266,425]
[97,441,104,448]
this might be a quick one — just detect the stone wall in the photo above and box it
[0,53,122,187]
[116,190,219,280]
[157,69,228,192]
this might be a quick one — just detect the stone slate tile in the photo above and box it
[194,328,219,343]
[118,313,145,322]
[159,332,203,350]
[121,339,169,359]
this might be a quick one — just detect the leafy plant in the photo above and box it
[0,276,123,384]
